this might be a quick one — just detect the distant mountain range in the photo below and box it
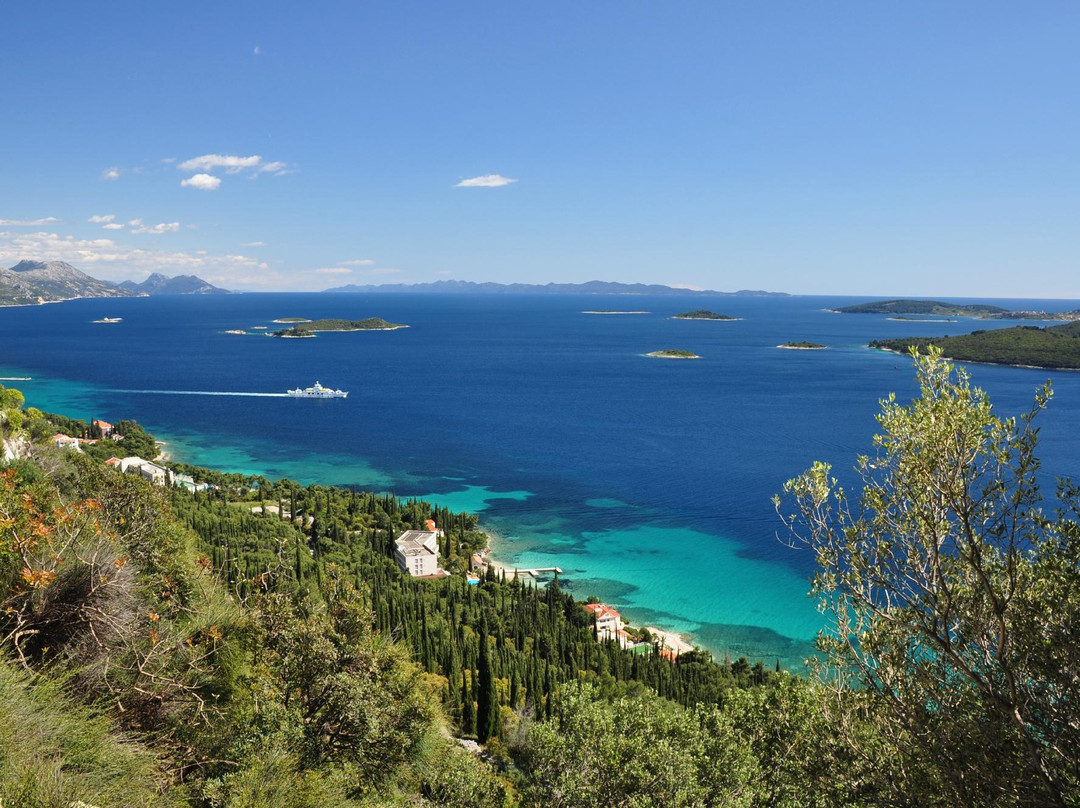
[322,279,788,296]
[0,260,134,306]
[118,273,230,295]
[0,261,230,306]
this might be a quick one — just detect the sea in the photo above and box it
[3,292,1079,670]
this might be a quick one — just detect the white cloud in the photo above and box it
[313,267,353,275]
[161,157,176,164]
[258,161,289,175]
[102,223,125,230]
[241,241,265,247]
[174,154,290,188]
[340,258,376,266]
[254,46,262,55]
[88,214,115,224]
[181,173,222,191]
[102,167,121,181]
[130,221,181,235]
[0,229,269,286]
[455,174,518,188]
[0,217,61,226]
[178,154,262,173]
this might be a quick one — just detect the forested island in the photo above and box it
[870,321,1080,369]
[272,317,407,337]
[3,358,1079,805]
[835,299,1080,321]
[779,341,826,350]
[674,309,738,320]
[647,349,701,359]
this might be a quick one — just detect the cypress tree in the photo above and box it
[477,618,499,742]
[461,670,476,736]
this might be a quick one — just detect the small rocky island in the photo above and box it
[646,349,701,359]
[272,317,408,337]
[674,310,738,320]
[778,341,826,350]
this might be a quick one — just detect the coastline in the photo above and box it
[869,345,1080,372]
[479,525,701,658]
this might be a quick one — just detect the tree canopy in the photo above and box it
[777,348,1080,806]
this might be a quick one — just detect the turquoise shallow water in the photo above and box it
[4,292,1080,669]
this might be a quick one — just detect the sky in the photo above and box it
[2,2,1079,297]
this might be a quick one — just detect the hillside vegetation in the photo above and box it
[870,321,1080,368]
[272,317,406,336]
[833,299,1010,316]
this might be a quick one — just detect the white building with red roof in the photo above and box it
[585,602,630,646]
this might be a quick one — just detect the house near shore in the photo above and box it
[52,433,82,451]
[106,456,211,491]
[394,520,443,577]
[118,456,170,486]
[585,602,631,647]
[52,433,99,452]
[92,419,114,438]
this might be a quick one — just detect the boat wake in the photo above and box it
[106,389,291,398]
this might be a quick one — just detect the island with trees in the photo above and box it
[674,309,738,320]
[834,299,1080,321]
[778,341,826,350]
[646,349,701,359]
[272,317,408,337]
[870,321,1080,369]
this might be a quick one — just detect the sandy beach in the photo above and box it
[480,529,699,655]
[645,626,696,655]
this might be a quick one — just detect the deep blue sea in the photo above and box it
[3,292,1079,668]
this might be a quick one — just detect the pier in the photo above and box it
[494,566,564,581]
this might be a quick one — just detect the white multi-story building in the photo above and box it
[118,456,170,486]
[394,526,441,577]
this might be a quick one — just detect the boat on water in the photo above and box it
[93,317,122,324]
[286,381,348,398]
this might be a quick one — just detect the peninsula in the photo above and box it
[1,260,134,306]
[646,349,701,359]
[272,317,407,337]
[834,299,1080,321]
[674,310,738,320]
[870,321,1080,369]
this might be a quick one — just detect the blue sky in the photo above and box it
[2,2,1079,296]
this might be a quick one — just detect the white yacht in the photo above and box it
[286,381,348,398]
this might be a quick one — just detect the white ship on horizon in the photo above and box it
[286,381,348,398]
